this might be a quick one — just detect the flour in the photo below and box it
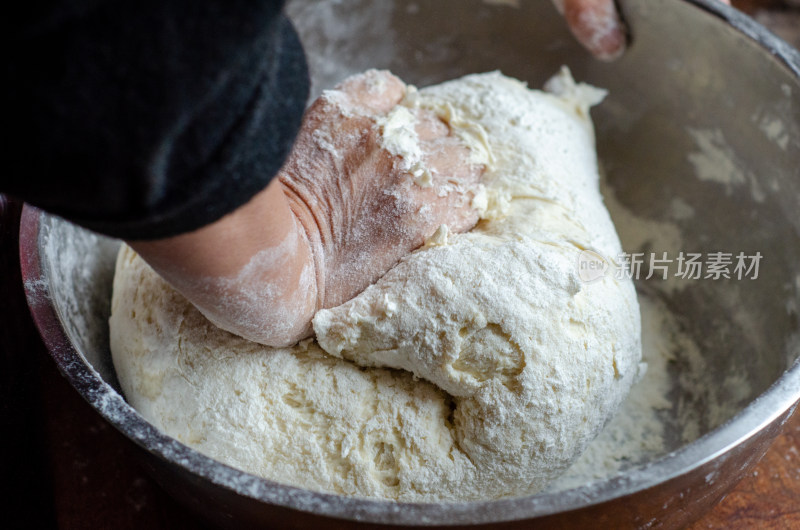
[110,69,641,501]
[546,293,691,491]
[686,127,766,202]
[377,105,432,186]
[543,182,751,491]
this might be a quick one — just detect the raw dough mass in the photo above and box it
[110,69,642,501]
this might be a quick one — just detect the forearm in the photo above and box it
[129,179,319,347]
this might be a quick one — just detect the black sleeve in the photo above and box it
[3,0,310,240]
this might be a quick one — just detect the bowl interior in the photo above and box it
[30,0,800,521]
[287,0,800,428]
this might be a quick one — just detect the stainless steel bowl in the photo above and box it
[20,0,800,527]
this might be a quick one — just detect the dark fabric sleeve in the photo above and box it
[3,0,310,240]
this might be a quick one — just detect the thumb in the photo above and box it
[554,0,628,61]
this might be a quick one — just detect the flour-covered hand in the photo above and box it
[131,70,484,347]
[281,70,483,310]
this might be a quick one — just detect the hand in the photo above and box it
[130,70,483,347]
[553,0,731,61]
[281,70,482,310]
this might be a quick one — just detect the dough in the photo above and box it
[110,69,641,501]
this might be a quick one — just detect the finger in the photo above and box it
[331,69,406,115]
[561,0,627,61]
[425,137,483,188]
[413,134,484,232]
[413,108,450,142]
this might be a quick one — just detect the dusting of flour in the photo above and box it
[547,293,694,490]
[110,70,641,501]
[546,181,745,491]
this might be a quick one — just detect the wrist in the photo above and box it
[129,179,321,347]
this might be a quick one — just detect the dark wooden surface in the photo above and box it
[2,2,800,528]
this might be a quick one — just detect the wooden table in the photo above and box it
[2,2,799,528]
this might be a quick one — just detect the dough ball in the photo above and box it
[110,69,641,501]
